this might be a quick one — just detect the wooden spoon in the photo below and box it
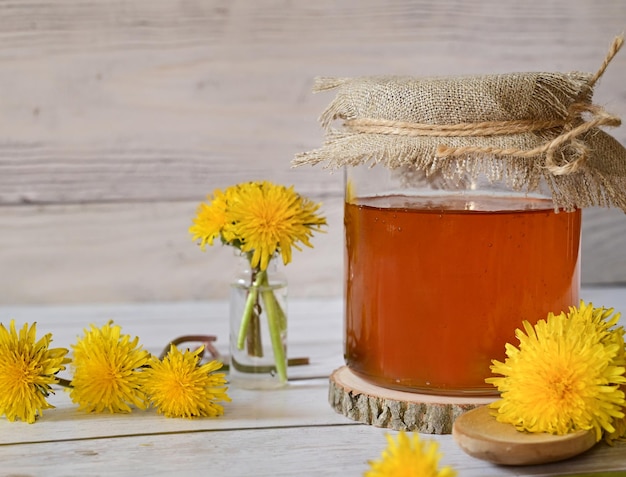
[452,406,597,466]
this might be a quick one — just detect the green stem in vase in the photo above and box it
[237,269,266,351]
[246,306,263,357]
[259,272,287,383]
[275,297,287,331]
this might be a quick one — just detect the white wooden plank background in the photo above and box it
[0,0,625,304]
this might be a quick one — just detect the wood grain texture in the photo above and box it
[0,0,625,303]
[452,406,597,466]
[1,424,626,477]
[329,366,493,434]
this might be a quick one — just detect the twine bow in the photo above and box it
[344,35,624,176]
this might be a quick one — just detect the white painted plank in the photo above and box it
[0,299,345,445]
[0,423,625,477]
[0,298,345,375]
[0,0,624,205]
[0,377,352,446]
[1,200,625,305]
[0,200,345,302]
[579,286,626,312]
[582,208,626,285]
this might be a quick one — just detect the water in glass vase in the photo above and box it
[344,195,581,395]
[229,256,288,390]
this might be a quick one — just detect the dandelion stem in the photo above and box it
[56,377,73,388]
[237,269,265,350]
[247,309,263,357]
[260,273,287,383]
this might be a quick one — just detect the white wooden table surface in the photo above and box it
[1,287,626,477]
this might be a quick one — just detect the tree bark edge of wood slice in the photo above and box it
[328,366,496,434]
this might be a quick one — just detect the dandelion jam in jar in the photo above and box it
[344,165,581,395]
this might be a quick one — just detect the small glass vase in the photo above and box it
[229,254,288,389]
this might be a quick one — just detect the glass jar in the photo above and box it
[229,254,288,389]
[344,164,581,395]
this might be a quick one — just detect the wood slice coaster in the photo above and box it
[452,406,597,465]
[328,366,495,434]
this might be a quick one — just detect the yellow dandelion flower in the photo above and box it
[142,345,230,418]
[0,320,69,423]
[365,431,457,477]
[70,322,150,413]
[487,301,626,441]
[605,385,626,444]
[227,181,327,271]
[189,181,326,384]
[189,188,232,250]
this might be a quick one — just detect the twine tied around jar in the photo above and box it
[294,35,626,212]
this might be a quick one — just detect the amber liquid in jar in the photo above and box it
[344,195,581,395]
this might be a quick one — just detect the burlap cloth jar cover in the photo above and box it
[294,37,626,213]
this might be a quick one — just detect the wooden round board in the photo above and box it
[328,366,495,434]
[452,406,597,465]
